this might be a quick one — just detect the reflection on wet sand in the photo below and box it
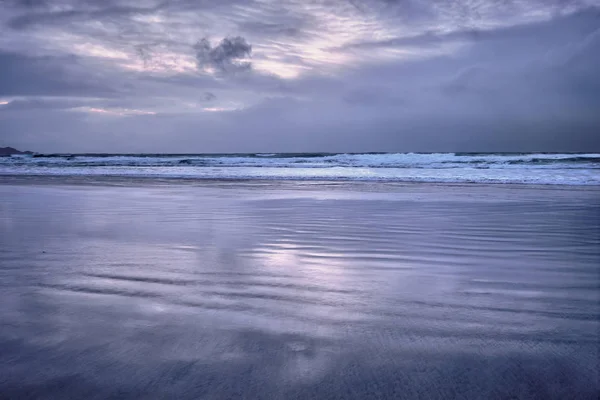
[0,182,598,399]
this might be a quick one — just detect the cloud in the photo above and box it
[134,44,153,68]
[0,51,117,97]
[1,1,599,152]
[338,5,600,52]
[238,21,302,38]
[7,1,165,30]
[342,87,407,107]
[194,36,253,74]
[203,92,217,102]
[443,65,491,94]
[0,98,85,111]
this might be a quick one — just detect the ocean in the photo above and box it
[1,152,599,185]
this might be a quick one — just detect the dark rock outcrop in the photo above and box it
[0,147,33,156]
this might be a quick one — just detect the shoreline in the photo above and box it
[2,174,600,190]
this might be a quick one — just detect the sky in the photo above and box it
[0,0,599,153]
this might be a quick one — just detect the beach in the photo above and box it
[0,178,598,399]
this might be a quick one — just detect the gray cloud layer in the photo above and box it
[0,0,599,152]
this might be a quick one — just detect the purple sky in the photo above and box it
[1,0,599,152]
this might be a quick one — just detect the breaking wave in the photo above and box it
[1,152,599,185]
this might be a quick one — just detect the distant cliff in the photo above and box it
[0,147,33,156]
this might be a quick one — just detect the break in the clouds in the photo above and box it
[0,0,599,152]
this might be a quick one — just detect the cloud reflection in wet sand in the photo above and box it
[0,182,598,399]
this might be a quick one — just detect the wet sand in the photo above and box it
[0,180,599,399]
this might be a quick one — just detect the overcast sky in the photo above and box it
[0,0,599,153]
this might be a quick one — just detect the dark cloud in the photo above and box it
[239,21,301,37]
[6,0,49,8]
[194,36,253,74]
[6,1,165,30]
[203,92,217,102]
[339,6,600,51]
[0,51,116,97]
[134,44,153,68]
[0,98,84,111]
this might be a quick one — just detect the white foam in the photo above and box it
[0,165,598,185]
[1,153,598,185]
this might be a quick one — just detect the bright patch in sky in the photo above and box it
[72,107,156,116]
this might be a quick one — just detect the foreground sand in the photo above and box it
[0,179,598,399]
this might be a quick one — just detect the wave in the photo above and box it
[5,152,600,168]
[1,153,599,185]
